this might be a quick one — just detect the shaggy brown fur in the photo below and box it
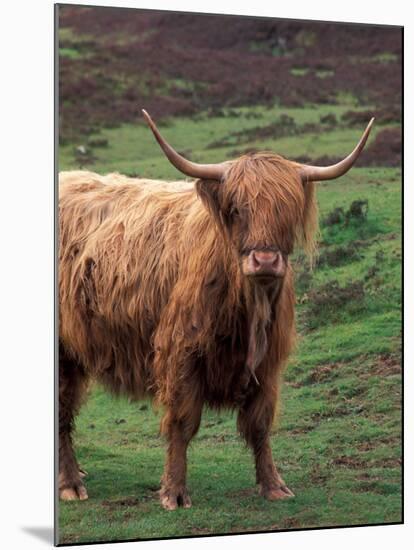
[58,153,318,507]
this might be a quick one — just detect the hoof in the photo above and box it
[60,483,88,501]
[160,488,192,510]
[260,484,295,500]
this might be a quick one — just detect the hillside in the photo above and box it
[57,6,402,544]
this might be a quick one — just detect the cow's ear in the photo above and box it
[196,180,226,227]
[301,180,319,259]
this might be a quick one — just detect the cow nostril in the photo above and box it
[272,252,282,267]
[251,251,261,269]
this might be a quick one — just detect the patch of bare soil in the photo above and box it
[102,487,159,509]
[309,464,330,485]
[290,425,315,435]
[191,526,215,535]
[101,497,142,508]
[305,363,340,384]
[332,456,367,468]
[361,353,402,378]
[356,436,400,452]
[333,455,401,469]
[372,457,402,468]
[281,517,301,529]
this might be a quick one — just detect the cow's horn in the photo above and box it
[142,109,228,180]
[299,118,375,182]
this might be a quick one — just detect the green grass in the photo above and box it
[290,68,309,77]
[349,53,400,65]
[59,101,389,179]
[316,69,335,78]
[58,102,401,544]
[58,26,95,60]
[59,47,82,59]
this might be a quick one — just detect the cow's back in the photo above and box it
[59,170,198,396]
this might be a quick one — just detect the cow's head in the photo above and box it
[142,110,374,286]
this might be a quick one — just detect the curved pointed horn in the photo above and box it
[299,118,375,182]
[142,109,228,180]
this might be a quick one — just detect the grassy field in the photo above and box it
[57,103,402,544]
[57,7,402,544]
[59,102,397,178]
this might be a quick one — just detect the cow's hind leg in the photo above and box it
[59,343,89,501]
[159,400,202,511]
[238,389,294,500]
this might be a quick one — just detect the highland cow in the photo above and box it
[58,111,374,509]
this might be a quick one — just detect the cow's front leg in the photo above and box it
[159,401,202,510]
[59,345,89,501]
[238,389,294,500]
